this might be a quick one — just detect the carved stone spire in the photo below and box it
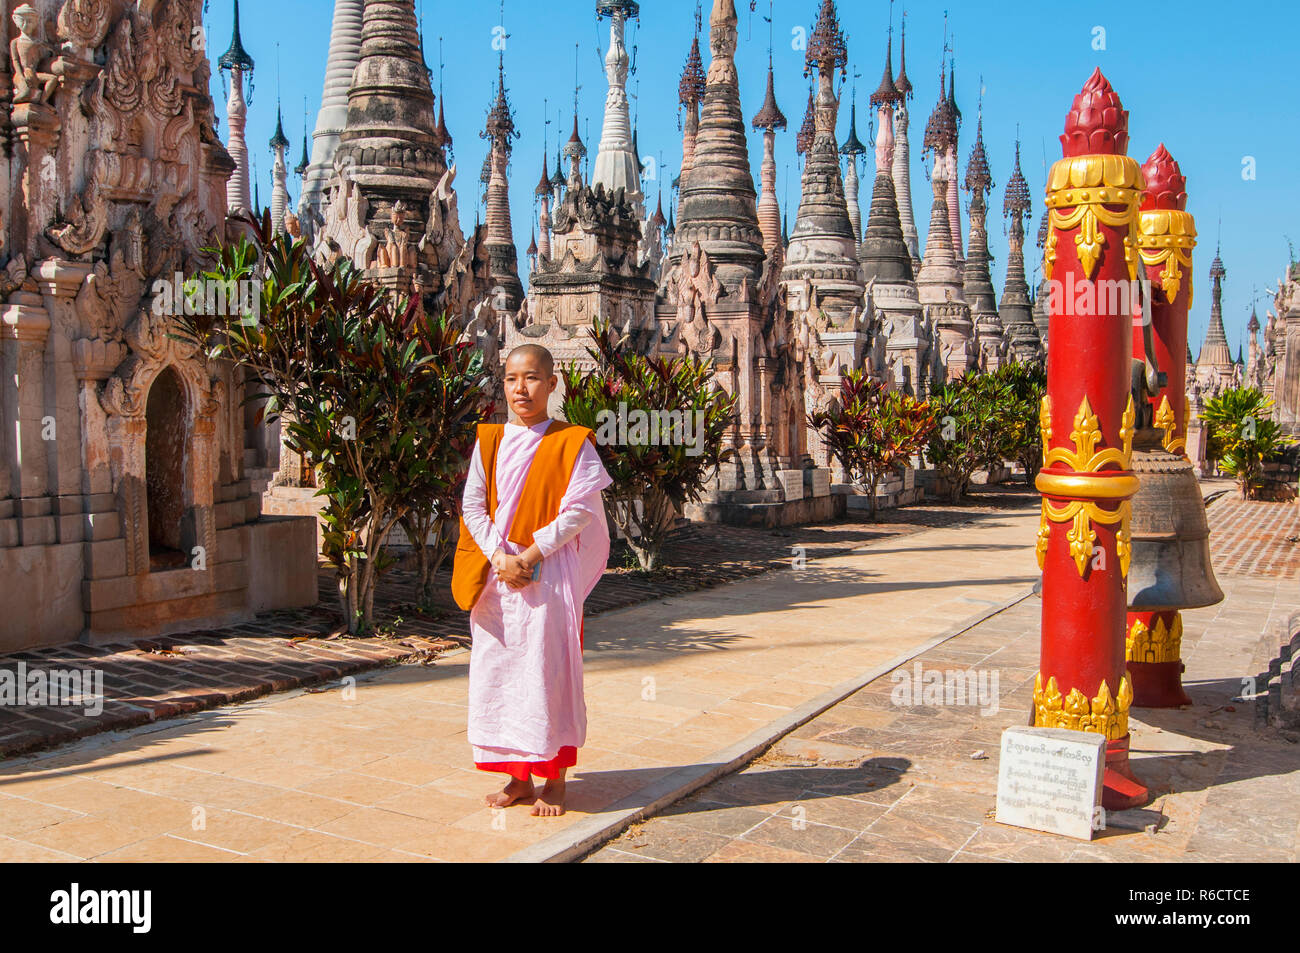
[916,66,973,380]
[945,57,964,262]
[752,61,787,258]
[1032,207,1051,348]
[840,97,867,242]
[322,0,469,310]
[219,0,255,218]
[302,0,364,227]
[270,105,291,235]
[483,57,522,311]
[796,88,815,156]
[859,41,911,286]
[963,115,1003,370]
[782,0,862,321]
[999,139,1042,362]
[669,0,765,290]
[861,64,926,397]
[1196,245,1233,385]
[678,33,707,187]
[593,1,644,218]
[536,147,553,260]
[563,114,587,189]
[892,15,920,271]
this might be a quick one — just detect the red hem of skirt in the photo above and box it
[474,620,585,782]
[476,745,577,781]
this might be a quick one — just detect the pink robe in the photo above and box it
[461,420,612,770]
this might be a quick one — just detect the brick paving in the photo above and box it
[1205,498,1300,578]
[0,499,1042,862]
[585,500,1300,863]
[0,488,1032,760]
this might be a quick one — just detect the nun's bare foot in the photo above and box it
[531,777,566,817]
[485,777,534,808]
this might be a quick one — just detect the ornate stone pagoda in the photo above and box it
[300,0,365,240]
[1270,265,1300,434]
[316,0,484,325]
[1,0,316,647]
[1193,246,1238,397]
[781,0,865,340]
[999,139,1043,363]
[962,113,1006,372]
[592,1,645,222]
[916,59,974,381]
[658,0,821,515]
[860,27,927,397]
[480,58,523,314]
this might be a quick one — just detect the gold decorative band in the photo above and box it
[1139,209,1197,304]
[1035,471,1140,500]
[1126,613,1184,665]
[1033,672,1132,741]
[1044,154,1144,282]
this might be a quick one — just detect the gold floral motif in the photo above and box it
[1044,154,1144,283]
[1039,396,1053,467]
[1041,498,1132,577]
[1033,672,1133,740]
[1043,395,1136,473]
[1036,501,1052,568]
[1138,208,1197,305]
[1153,395,1186,455]
[1126,614,1184,664]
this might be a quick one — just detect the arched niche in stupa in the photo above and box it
[144,366,189,570]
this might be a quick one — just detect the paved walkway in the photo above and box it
[0,504,1040,862]
[587,501,1300,863]
[0,499,999,759]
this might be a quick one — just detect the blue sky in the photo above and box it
[205,0,1298,358]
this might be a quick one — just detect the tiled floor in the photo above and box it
[586,522,1300,863]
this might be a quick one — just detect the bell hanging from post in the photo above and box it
[1126,426,1224,706]
[1126,143,1224,707]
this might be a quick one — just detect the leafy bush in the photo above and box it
[561,318,736,571]
[998,361,1048,486]
[180,213,490,633]
[808,369,936,519]
[924,363,1044,501]
[1202,387,1295,500]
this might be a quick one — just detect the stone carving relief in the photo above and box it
[669,242,722,358]
[11,4,58,106]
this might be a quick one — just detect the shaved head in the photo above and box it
[505,344,555,377]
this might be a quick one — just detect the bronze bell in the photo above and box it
[1125,424,1224,707]
[1127,428,1224,612]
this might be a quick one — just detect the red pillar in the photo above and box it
[1126,145,1197,707]
[1034,69,1147,811]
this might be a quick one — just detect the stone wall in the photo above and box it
[0,0,315,648]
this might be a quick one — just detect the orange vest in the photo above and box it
[451,420,596,612]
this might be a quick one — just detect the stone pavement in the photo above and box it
[587,499,1300,863]
[0,498,1002,760]
[0,498,1040,861]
